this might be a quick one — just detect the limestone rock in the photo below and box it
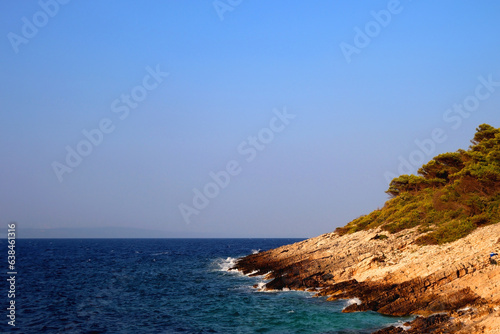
[233,223,500,333]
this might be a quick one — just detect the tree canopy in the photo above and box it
[337,124,500,245]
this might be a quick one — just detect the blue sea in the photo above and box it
[2,239,410,333]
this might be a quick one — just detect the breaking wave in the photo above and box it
[212,257,239,273]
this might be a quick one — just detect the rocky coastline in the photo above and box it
[233,224,500,333]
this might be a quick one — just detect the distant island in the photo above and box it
[233,124,500,333]
[15,227,205,239]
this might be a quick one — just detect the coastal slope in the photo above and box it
[233,125,500,333]
[234,224,500,332]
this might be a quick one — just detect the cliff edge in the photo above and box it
[235,224,500,332]
[233,124,500,333]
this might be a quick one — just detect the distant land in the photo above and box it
[6,227,300,239]
[6,227,206,239]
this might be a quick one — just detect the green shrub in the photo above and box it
[336,124,500,244]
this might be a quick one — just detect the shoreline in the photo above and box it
[232,224,500,333]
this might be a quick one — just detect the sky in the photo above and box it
[1,1,500,238]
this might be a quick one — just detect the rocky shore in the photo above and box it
[233,224,500,333]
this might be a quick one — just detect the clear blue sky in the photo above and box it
[1,1,500,237]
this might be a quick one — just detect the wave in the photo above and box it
[251,249,261,254]
[151,251,170,256]
[255,282,266,290]
[342,297,362,310]
[212,256,270,277]
[212,257,240,273]
[253,281,280,293]
[346,297,362,306]
[392,320,411,331]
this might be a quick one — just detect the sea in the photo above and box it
[1,239,412,333]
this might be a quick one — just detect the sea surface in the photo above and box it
[1,239,411,333]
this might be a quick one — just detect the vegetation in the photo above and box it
[336,124,500,245]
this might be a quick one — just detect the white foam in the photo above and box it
[244,269,272,278]
[214,257,239,273]
[253,281,304,294]
[342,297,362,310]
[253,280,280,293]
[346,297,362,306]
[151,251,170,256]
[393,320,411,331]
[251,249,261,254]
[255,282,267,290]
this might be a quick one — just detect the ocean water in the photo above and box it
[2,239,410,333]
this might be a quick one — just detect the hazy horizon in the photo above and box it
[5,226,309,239]
[2,1,500,238]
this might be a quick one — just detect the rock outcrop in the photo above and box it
[233,224,500,333]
